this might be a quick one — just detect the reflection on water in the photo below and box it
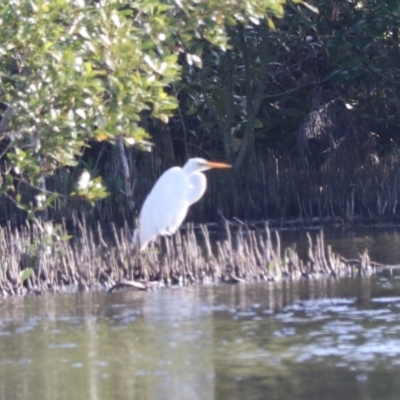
[1,275,400,399]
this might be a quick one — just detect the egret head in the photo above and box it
[183,158,232,174]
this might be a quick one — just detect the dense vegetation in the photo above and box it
[1,0,400,226]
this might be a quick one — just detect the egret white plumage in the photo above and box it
[134,158,231,250]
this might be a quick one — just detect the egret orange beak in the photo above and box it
[206,161,232,169]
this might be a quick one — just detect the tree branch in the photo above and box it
[117,136,134,210]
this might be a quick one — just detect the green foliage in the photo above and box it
[177,0,400,163]
[319,0,400,126]
[0,0,288,212]
[4,0,398,222]
[0,0,180,172]
[72,170,109,205]
[20,267,32,283]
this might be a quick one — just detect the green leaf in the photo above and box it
[20,268,33,283]
[60,235,73,241]
[254,119,263,128]
[45,193,59,207]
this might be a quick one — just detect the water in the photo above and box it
[1,277,400,399]
[1,230,400,399]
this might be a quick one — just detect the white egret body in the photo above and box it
[135,158,231,250]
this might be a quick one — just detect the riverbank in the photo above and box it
[0,216,384,297]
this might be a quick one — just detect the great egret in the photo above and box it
[134,157,231,250]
